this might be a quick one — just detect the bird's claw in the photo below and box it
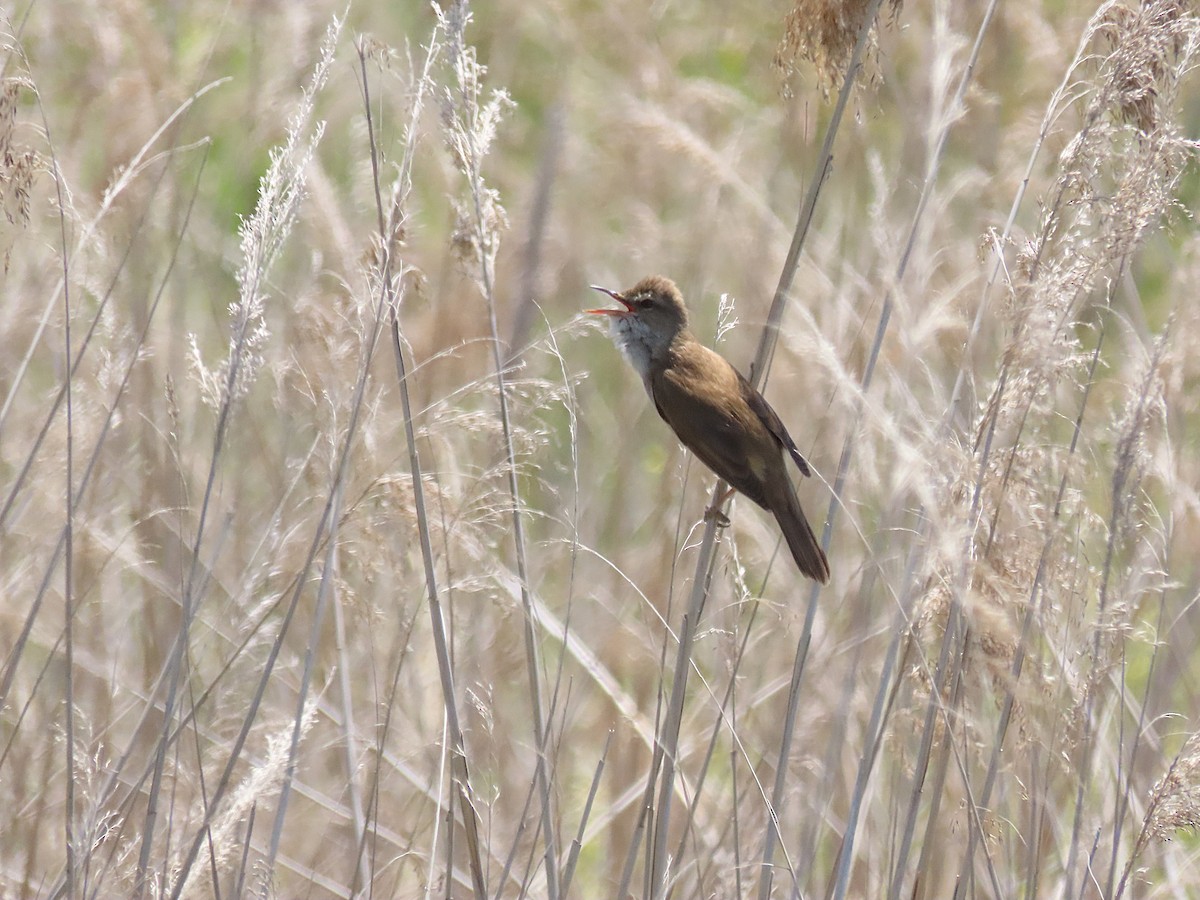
[704,506,731,528]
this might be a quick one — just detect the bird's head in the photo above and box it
[587,276,689,373]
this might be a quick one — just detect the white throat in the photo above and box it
[609,314,672,380]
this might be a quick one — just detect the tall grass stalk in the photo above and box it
[437,2,560,894]
[358,19,491,898]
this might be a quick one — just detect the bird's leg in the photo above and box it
[704,486,737,528]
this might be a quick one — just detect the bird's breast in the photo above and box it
[610,317,657,380]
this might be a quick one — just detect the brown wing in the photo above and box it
[733,369,811,477]
[649,343,795,510]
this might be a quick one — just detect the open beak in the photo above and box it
[586,285,634,316]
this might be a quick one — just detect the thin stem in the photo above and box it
[360,36,488,897]
[755,5,889,894]
[444,5,560,891]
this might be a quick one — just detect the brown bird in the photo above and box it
[588,275,830,583]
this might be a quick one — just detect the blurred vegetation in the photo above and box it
[2,0,1200,897]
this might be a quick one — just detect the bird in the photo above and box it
[587,275,830,584]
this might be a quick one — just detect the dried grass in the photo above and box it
[2,0,1200,897]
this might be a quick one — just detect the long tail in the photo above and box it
[770,481,830,584]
